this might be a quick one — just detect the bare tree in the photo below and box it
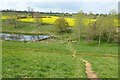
[7,12,18,28]
[27,7,34,18]
[34,12,42,26]
[12,12,18,28]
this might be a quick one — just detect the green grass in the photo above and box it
[71,41,118,78]
[2,41,86,78]
[2,40,118,78]
[1,19,118,78]
[78,55,118,78]
[72,41,118,55]
[2,40,69,54]
[2,20,57,34]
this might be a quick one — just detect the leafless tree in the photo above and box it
[27,7,34,18]
[7,12,18,28]
[33,12,42,26]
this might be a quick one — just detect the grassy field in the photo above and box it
[1,14,118,78]
[2,20,57,35]
[79,55,118,78]
[2,39,118,78]
[2,41,86,78]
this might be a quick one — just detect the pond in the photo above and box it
[0,33,51,42]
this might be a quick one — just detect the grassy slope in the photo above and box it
[72,42,118,78]
[2,20,56,34]
[2,19,118,78]
[72,41,118,55]
[2,41,86,78]
[2,40,118,78]
[81,55,118,78]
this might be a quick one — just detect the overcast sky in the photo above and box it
[0,0,119,14]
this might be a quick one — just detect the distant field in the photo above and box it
[1,16,118,27]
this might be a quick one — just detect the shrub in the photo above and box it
[55,17,69,33]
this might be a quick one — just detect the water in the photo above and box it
[0,33,51,41]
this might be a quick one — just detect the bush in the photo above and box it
[55,17,69,33]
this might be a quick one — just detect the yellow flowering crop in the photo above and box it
[1,15,119,27]
[19,18,34,22]
[42,16,59,24]
[2,16,8,19]
[65,18,75,26]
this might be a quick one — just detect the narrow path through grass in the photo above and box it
[67,41,99,79]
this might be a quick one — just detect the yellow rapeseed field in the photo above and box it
[19,18,34,22]
[1,15,119,27]
[2,16,8,19]
[42,16,59,24]
[18,16,96,26]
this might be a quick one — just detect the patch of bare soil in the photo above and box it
[79,58,100,80]
[67,42,100,79]
[72,53,99,79]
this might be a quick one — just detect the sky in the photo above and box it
[0,0,119,14]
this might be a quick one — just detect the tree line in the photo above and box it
[2,9,115,17]
[55,10,118,51]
